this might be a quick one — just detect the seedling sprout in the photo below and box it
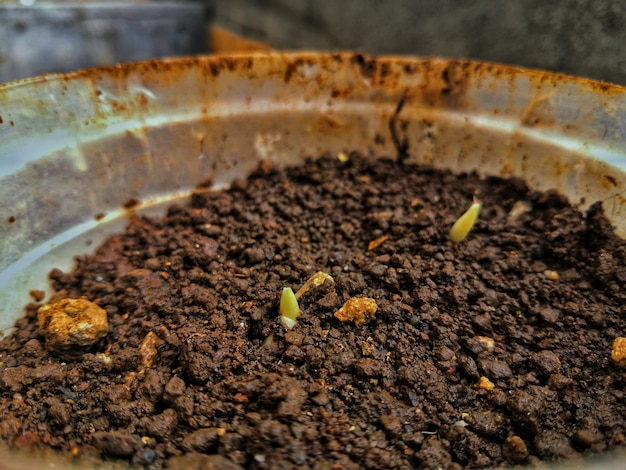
[449,199,482,243]
[279,287,300,330]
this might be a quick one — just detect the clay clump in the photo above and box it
[37,298,108,359]
[334,297,378,326]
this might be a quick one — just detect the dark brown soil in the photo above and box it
[2,154,626,469]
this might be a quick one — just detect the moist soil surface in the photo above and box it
[2,155,626,469]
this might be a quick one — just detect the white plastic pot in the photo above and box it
[0,52,625,468]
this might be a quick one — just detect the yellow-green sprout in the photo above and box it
[279,287,300,329]
[449,200,482,243]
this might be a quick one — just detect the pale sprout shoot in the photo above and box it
[281,316,298,330]
[295,271,334,300]
[507,200,532,222]
[262,333,275,347]
[449,200,482,243]
[279,287,300,330]
[475,376,495,391]
[337,151,349,163]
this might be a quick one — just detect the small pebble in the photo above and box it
[142,408,178,440]
[163,376,186,402]
[478,358,512,380]
[537,307,560,324]
[475,376,495,390]
[29,290,45,302]
[532,350,561,375]
[534,430,579,459]
[91,430,139,458]
[472,314,492,331]
[133,448,157,466]
[502,435,528,463]
[311,393,330,406]
[573,429,598,448]
[138,332,162,368]
[181,427,223,452]
[145,258,161,271]
[243,247,265,264]
[543,270,560,281]
[354,358,382,377]
[379,414,403,437]
[547,374,574,390]
[467,411,506,438]
[474,336,495,353]
[284,331,304,346]
[368,235,389,251]
[140,369,164,401]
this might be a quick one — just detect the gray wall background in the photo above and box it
[210,0,626,85]
[0,0,624,85]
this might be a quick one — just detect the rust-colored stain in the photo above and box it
[135,92,149,108]
[351,53,378,81]
[109,100,127,113]
[604,175,619,188]
[122,198,141,211]
[598,174,621,192]
[284,58,305,83]
[331,88,351,99]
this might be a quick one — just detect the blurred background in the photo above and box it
[1,0,625,85]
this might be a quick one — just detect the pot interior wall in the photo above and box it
[0,52,625,338]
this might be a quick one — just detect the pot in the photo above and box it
[0,52,625,468]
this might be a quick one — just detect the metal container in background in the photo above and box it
[0,1,208,83]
